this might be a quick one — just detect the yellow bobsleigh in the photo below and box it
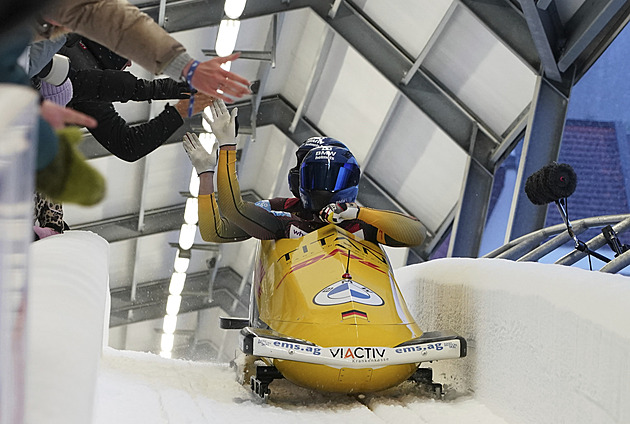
[221,224,466,397]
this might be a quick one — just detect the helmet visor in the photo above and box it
[300,161,360,192]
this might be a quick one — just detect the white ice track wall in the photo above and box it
[25,231,110,424]
[397,258,630,424]
[20,236,630,424]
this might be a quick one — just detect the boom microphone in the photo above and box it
[525,162,577,205]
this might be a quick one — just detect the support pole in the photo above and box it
[505,75,573,242]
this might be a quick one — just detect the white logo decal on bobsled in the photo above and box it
[257,339,322,355]
[313,280,384,306]
[289,225,307,238]
[329,346,388,363]
[394,343,444,353]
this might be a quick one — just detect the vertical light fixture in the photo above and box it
[162,315,177,335]
[215,0,246,72]
[184,198,199,225]
[215,20,241,57]
[189,169,200,197]
[166,295,182,316]
[224,0,246,19]
[160,0,247,359]
[178,223,197,250]
[160,258,188,358]
[169,272,187,296]
[160,334,175,356]
[173,250,190,273]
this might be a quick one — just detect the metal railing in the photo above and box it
[483,214,630,274]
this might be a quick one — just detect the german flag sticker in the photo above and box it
[342,309,368,320]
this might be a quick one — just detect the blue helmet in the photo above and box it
[288,137,347,197]
[299,146,361,211]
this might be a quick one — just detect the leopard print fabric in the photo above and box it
[33,192,65,233]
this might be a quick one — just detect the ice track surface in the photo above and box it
[94,348,507,424]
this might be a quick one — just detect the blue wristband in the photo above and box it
[186,60,200,118]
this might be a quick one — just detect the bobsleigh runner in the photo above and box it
[220,224,466,398]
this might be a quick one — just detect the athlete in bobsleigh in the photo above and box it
[182,99,466,397]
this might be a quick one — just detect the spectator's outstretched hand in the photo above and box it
[41,100,97,129]
[190,53,250,103]
[319,202,360,224]
[202,99,237,147]
[183,132,218,175]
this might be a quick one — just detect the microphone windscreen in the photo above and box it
[525,162,577,205]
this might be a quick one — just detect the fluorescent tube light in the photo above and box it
[184,197,198,225]
[189,170,200,197]
[166,294,182,316]
[215,19,240,57]
[224,0,246,19]
[173,251,190,273]
[179,223,196,250]
[162,315,177,334]
[169,272,186,296]
[160,333,174,352]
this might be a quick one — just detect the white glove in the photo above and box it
[319,202,360,224]
[202,99,238,147]
[183,132,218,175]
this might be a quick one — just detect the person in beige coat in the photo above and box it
[39,0,250,103]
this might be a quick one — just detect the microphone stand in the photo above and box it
[554,198,611,264]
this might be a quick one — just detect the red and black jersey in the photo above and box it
[257,196,379,241]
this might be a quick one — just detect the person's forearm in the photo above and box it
[73,102,182,162]
[163,53,194,81]
[197,193,250,243]
[198,172,214,195]
[71,69,137,102]
[216,150,283,239]
[358,207,427,247]
[46,0,186,75]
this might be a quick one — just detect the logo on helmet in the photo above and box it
[299,145,361,211]
[314,148,336,160]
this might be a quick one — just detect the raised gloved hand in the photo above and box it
[319,202,360,224]
[202,99,238,147]
[182,132,218,175]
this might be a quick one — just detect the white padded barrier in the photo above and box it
[0,84,38,424]
[25,231,110,424]
[397,258,630,424]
